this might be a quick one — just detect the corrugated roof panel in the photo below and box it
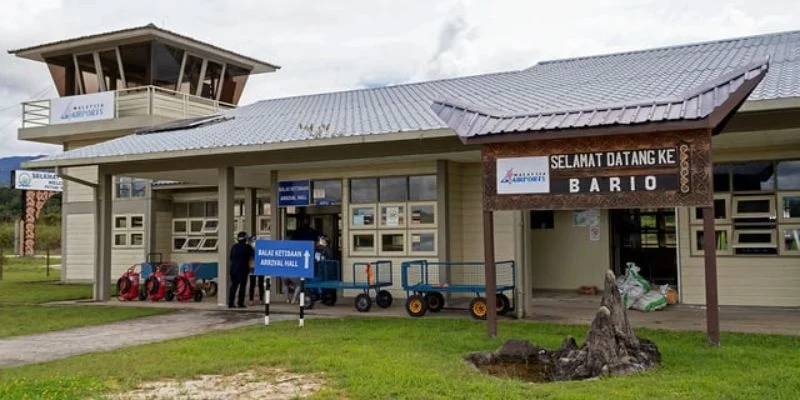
[38,30,793,163]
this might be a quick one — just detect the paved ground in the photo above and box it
[54,292,800,336]
[0,310,293,369]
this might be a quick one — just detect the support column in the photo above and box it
[437,161,449,288]
[269,172,281,240]
[244,188,257,236]
[217,167,235,307]
[483,210,497,338]
[144,182,156,256]
[702,206,720,346]
[93,172,113,301]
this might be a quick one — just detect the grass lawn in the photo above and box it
[0,318,798,400]
[0,256,170,338]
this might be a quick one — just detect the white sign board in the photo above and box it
[49,92,115,125]
[496,156,550,194]
[13,170,63,192]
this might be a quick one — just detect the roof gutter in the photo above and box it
[22,128,457,170]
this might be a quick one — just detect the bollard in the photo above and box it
[46,249,50,277]
[264,276,271,325]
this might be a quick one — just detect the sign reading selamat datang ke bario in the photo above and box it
[484,130,713,210]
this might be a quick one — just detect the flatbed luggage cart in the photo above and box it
[401,260,516,319]
[305,260,394,312]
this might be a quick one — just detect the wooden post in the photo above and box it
[0,248,4,281]
[46,248,50,277]
[483,210,497,338]
[702,206,720,346]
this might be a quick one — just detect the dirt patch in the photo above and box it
[107,368,324,400]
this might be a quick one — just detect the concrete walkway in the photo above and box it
[0,310,292,369]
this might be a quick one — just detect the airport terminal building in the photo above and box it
[12,25,800,315]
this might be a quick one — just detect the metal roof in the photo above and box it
[431,60,770,142]
[31,29,800,166]
[9,23,280,72]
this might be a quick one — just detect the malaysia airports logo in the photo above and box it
[496,156,550,194]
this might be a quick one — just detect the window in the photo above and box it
[531,210,555,230]
[732,230,777,255]
[113,214,145,248]
[350,178,378,203]
[350,232,377,255]
[151,42,184,90]
[379,177,408,202]
[116,177,147,198]
[312,180,343,205]
[691,195,731,225]
[380,204,406,228]
[348,174,439,256]
[409,203,436,227]
[117,42,151,88]
[350,205,376,228]
[409,175,437,201]
[732,163,775,192]
[777,160,800,190]
[781,226,800,255]
[172,200,221,252]
[178,54,203,94]
[75,53,99,94]
[379,231,406,255]
[200,60,223,98]
[691,226,732,256]
[779,194,800,223]
[199,238,219,251]
[98,49,124,91]
[713,164,731,192]
[732,196,776,219]
[409,231,436,254]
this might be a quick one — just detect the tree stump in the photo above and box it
[465,270,661,382]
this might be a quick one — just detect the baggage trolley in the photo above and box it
[401,260,515,319]
[305,260,394,312]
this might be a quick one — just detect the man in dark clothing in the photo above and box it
[229,231,254,308]
[292,218,320,242]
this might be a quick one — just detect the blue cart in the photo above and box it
[304,260,394,312]
[401,260,516,319]
[179,262,219,297]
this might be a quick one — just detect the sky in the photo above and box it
[0,0,798,157]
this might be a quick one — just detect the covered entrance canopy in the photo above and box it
[432,60,770,345]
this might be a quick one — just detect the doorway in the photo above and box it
[610,208,677,286]
[282,205,343,261]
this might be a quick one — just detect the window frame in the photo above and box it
[350,204,377,229]
[778,192,800,223]
[408,230,437,256]
[378,230,407,256]
[732,229,778,250]
[408,201,438,228]
[731,195,776,219]
[379,203,407,228]
[690,194,731,225]
[690,226,733,256]
[350,231,378,256]
[779,224,800,256]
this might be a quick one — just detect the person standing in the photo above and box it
[283,216,319,303]
[228,231,254,308]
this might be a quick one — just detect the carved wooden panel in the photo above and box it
[22,190,57,256]
[482,129,713,210]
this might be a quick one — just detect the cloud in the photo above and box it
[1,0,799,157]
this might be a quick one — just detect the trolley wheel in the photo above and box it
[376,290,393,308]
[138,288,147,301]
[193,289,204,302]
[355,293,372,312]
[303,289,315,309]
[469,297,488,320]
[424,292,445,312]
[405,294,427,317]
[496,293,511,316]
[321,289,337,306]
[205,281,218,297]
[116,277,128,298]
[165,288,175,302]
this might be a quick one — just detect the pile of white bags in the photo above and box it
[616,263,667,312]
